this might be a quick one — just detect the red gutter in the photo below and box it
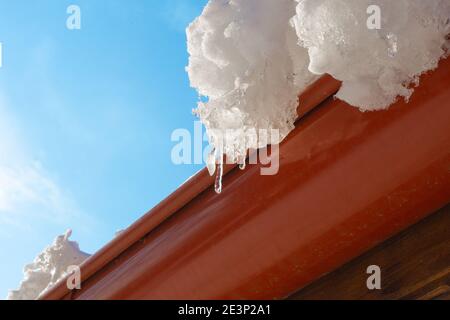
[41,74,340,301]
[42,58,450,300]
[296,74,341,118]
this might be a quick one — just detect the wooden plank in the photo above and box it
[290,204,450,300]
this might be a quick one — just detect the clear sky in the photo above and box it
[0,0,208,297]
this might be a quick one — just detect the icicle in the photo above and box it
[207,148,216,176]
[214,157,224,194]
[238,155,246,170]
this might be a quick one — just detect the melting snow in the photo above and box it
[7,230,90,300]
[187,0,316,168]
[187,0,449,174]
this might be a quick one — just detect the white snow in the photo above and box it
[7,230,90,300]
[292,0,450,111]
[187,0,316,165]
[187,0,449,166]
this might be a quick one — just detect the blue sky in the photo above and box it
[0,0,208,297]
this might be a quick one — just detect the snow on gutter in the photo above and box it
[41,57,450,300]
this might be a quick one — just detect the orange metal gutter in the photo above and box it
[42,58,450,300]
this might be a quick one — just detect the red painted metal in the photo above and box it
[42,58,450,300]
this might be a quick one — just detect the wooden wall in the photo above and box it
[290,204,450,300]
